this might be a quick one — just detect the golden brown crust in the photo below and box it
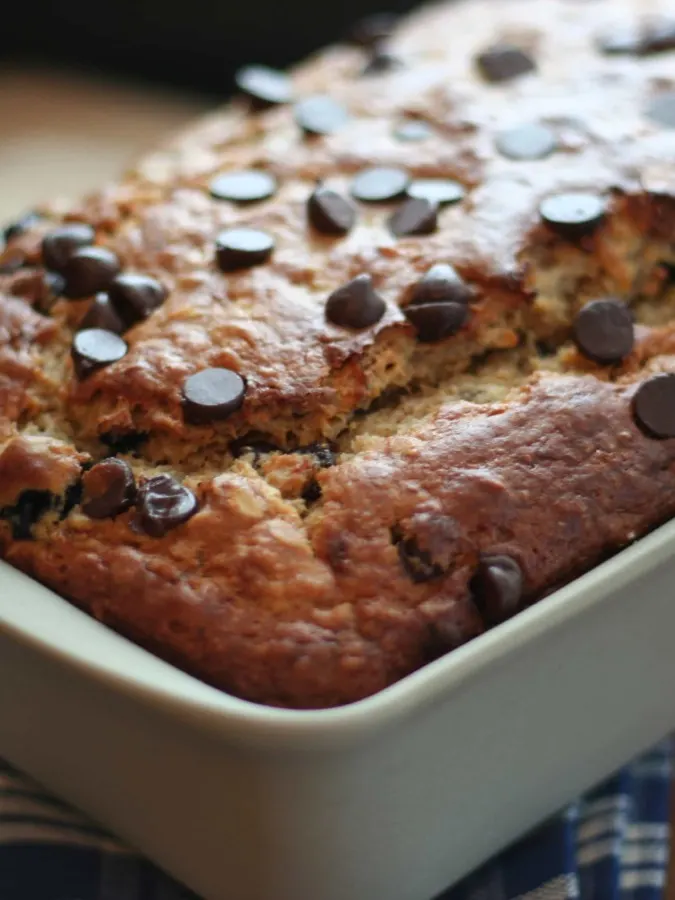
[0,0,675,706]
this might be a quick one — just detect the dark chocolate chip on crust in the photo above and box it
[41,223,95,273]
[409,264,474,307]
[476,45,536,83]
[388,197,438,237]
[539,192,607,239]
[235,65,293,109]
[325,274,386,329]
[107,274,167,327]
[393,528,445,583]
[82,458,137,519]
[308,186,356,236]
[71,328,127,379]
[633,374,675,439]
[215,228,275,271]
[79,293,125,334]
[136,474,199,538]
[351,167,410,202]
[405,301,468,342]
[62,247,121,299]
[209,170,278,203]
[295,96,349,136]
[1,489,53,541]
[182,367,246,424]
[572,299,634,365]
[470,554,523,624]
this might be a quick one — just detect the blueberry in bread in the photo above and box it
[1,0,675,708]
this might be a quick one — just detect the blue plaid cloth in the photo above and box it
[0,739,671,900]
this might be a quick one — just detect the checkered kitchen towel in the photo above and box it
[0,738,671,900]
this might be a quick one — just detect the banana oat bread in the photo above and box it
[1,0,675,707]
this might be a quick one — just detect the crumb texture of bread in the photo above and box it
[1,0,675,707]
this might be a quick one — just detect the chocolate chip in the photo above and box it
[297,442,336,468]
[388,197,438,237]
[395,532,445,583]
[100,431,148,455]
[362,47,404,75]
[1,489,53,540]
[136,474,199,538]
[182,367,246,424]
[235,65,293,109]
[79,293,125,334]
[62,247,121,299]
[470,554,523,624]
[633,374,675,439]
[476,45,536,83]
[302,479,322,503]
[4,212,40,244]
[215,228,275,271]
[325,274,386,329]
[598,19,675,56]
[107,274,167,327]
[393,120,433,142]
[308,186,356,236]
[496,123,557,161]
[405,302,468,342]
[572,299,634,365]
[351,167,410,202]
[350,12,398,46]
[407,178,466,206]
[209,170,277,203]
[295,96,349,136]
[42,223,95,272]
[82,458,137,519]
[409,263,474,307]
[646,92,675,129]
[71,328,127,379]
[539,192,607,239]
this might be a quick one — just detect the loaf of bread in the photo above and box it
[1,0,674,708]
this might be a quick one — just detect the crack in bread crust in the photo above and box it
[1,0,675,707]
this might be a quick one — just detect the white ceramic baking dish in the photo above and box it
[1,516,675,900]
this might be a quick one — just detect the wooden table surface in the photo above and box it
[2,63,674,899]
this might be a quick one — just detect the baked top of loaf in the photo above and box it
[1,0,675,708]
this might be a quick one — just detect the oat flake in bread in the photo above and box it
[1,0,675,708]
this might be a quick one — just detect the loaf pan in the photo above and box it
[1,516,675,900]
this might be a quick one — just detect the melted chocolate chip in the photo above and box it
[82,458,137,519]
[470,554,523,624]
[71,328,127,379]
[405,302,468,342]
[301,479,322,503]
[409,263,474,307]
[633,374,675,439]
[572,299,634,365]
[388,197,438,237]
[539,192,607,239]
[62,247,121,299]
[362,47,404,75]
[136,474,199,538]
[646,91,675,129]
[407,178,466,206]
[476,45,536,83]
[325,274,386,329]
[235,65,293,109]
[297,442,336,468]
[393,120,433,142]
[100,431,149,455]
[215,228,275,271]
[108,274,167,327]
[182,367,246,424]
[1,489,53,540]
[350,12,398,46]
[395,531,445,583]
[42,223,95,272]
[295,96,349,136]
[79,293,125,334]
[210,170,277,204]
[496,123,557,161]
[351,167,410,202]
[4,212,40,244]
[308,186,356,236]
